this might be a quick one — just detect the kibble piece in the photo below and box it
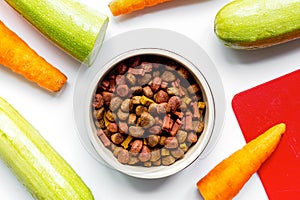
[187,132,198,143]
[130,139,143,155]
[93,94,104,109]
[155,90,169,103]
[150,149,161,162]
[147,135,160,147]
[176,130,188,143]
[110,96,122,111]
[168,96,181,113]
[118,121,128,133]
[151,76,162,92]
[128,113,137,124]
[131,96,142,104]
[105,110,116,122]
[129,126,145,138]
[111,133,124,144]
[138,73,152,85]
[140,112,155,128]
[116,84,129,97]
[164,137,179,149]
[162,155,176,166]
[107,123,118,133]
[171,148,184,159]
[126,73,136,85]
[143,86,154,98]
[94,107,105,120]
[120,99,133,112]
[118,149,130,164]
[97,129,111,147]
[161,71,176,82]
[117,109,129,121]
[148,125,162,135]
[135,105,148,116]
[138,145,151,162]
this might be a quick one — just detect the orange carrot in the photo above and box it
[197,123,286,200]
[108,0,172,16]
[0,20,67,92]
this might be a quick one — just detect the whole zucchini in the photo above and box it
[0,97,94,200]
[4,0,109,66]
[214,0,300,49]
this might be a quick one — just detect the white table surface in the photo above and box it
[0,0,299,199]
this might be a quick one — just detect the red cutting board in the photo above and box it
[232,69,300,200]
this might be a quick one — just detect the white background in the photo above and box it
[0,0,299,199]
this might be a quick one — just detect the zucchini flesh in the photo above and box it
[4,0,109,66]
[0,97,94,200]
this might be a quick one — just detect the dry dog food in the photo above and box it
[91,54,206,167]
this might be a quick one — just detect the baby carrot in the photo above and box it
[108,0,172,16]
[197,123,286,200]
[0,20,67,92]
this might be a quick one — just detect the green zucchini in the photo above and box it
[214,0,300,49]
[0,97,94,200]
[5,0,109,66]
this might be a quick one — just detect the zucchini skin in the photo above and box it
[214,0,300,49]
[4,0,109,66]
[0,97,94,200]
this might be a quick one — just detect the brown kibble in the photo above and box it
[176,130,188,143]
[116,63,128,74]
[115,75,126,85]
[147,135,160,147]
[128,113,137,124]
[135,105,148,116]
[93,94,104,109]
[120,99,133,112]
[111,133,124,144]
[129,126,144,138]
[161,71,176,82]
[165,137,179,149]
[140,112,155,128]
[128,67,145,76]
[155,90,169,103]
[117,109,129,121]
[162,155,176,166]
[140,62,153,72]
[130,139,143,156]
[151,76,162,92]
[150,149,161,162]
[162,114,174,132]
[118,121,128,133]
[171,148,184,159]
[126,73,136,85]
[190,101,200,118]
[168,96,181,113]
[143,85,153,98]
[110,96,122,111]
[118,149,130,164]
[170,119,181,137]
[94,107,105,119]
[185,111,194,131]
[102,91,113,106]
[138,145,151,162]
[116,84,129,97]
[107,123,118,133]
[105,110,116,122]
[187,132,198,143]
[97,129,111,147]
[131,96,142,104]
[148,125,162,135]
[138,73,152,85]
